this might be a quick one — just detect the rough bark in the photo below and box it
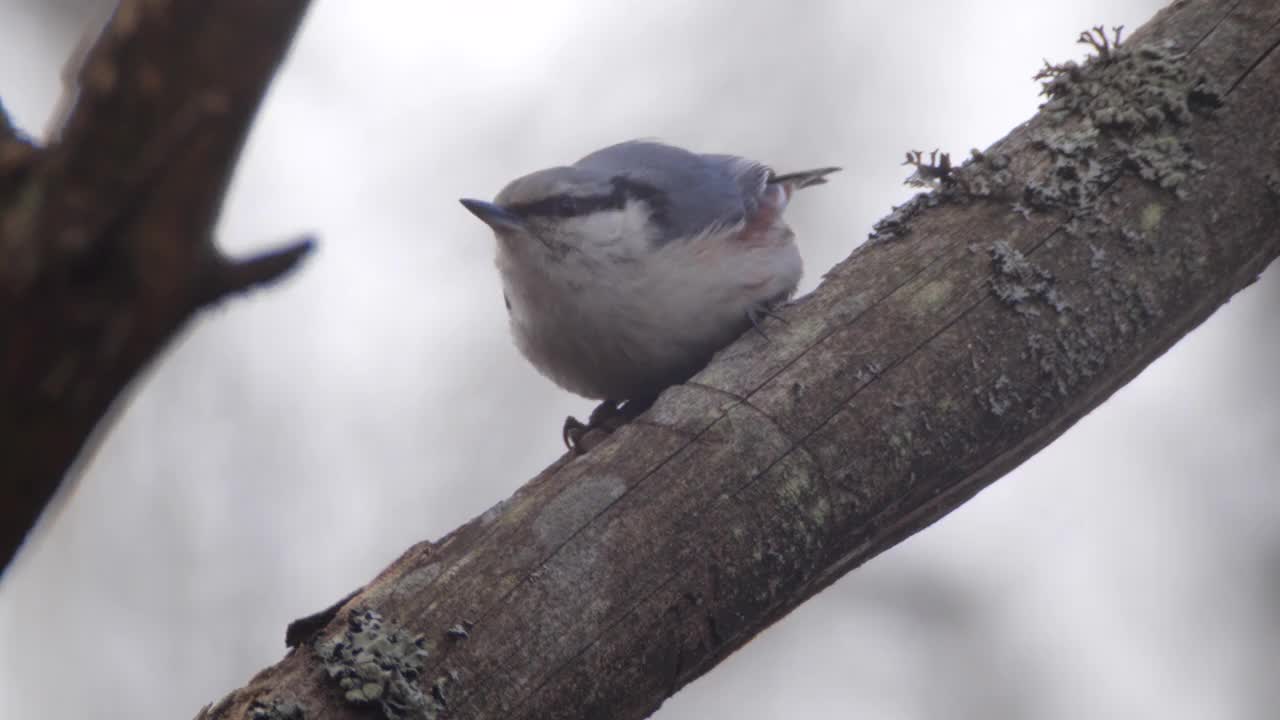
[0,0,313,572]
[193,1,1280,719]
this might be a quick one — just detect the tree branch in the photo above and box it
[202,0,1279,718]
[0,0,313,572]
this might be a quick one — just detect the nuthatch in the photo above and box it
[461,140,838,450]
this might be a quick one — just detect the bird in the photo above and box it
[460,140,838,451]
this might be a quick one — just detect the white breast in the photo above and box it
[497,199,802,401]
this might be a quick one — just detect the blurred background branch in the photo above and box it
[197,1,1280,718]
[0,0,313,572]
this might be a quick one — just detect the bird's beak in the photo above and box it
[459,198,525,232]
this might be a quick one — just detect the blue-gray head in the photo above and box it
[459,140,807,263]
[460,164,670,265]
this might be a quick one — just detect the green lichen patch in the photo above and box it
[912,148,1017,200]
[903,149,955,187]
[1139,202,1165,233]
[1023,324,1109,399]
[247,697,306,720]
[1115,134,1203,192]
[1036,28,1217,130]
[872,146,1020,244]
[316,608,439,720]
[1027,26,1219,212]
[868,191,934,242]
[978,373,1020,417]
[958,149,1016,199]
[989,240,1069,315]
[873,26,1218,247]
[1023,127,1113,210]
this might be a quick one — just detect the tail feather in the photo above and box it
[768,166,841,189]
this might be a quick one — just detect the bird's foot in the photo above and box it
[563,396,656,454]
[746,301,789,340]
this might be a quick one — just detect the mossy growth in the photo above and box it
[1028,25,1220,215]
[316,607,440,720]
[989,240,1069,315]
[247,697,306,720]
[873,26,1220,244]
[869,149,1016,242]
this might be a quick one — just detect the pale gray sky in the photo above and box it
[2,2,1277,719]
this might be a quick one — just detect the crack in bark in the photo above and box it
[1225,21,1280,95]
[1188,0,1245,53]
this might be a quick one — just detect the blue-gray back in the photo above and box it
[575,141,770,243]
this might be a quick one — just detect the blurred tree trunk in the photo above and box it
[198,1,1279,718]
[0,1,313,572]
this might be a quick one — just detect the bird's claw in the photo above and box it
[746,302,788,341]
[562,397,655,454]
[562,415,589,452]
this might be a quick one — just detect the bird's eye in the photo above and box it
[556,196,578,215]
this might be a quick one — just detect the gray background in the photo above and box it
[2,1,1278,718]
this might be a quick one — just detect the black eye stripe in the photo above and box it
[612,176,665,207]
[507,177,668,221]
[507,189,617,218]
